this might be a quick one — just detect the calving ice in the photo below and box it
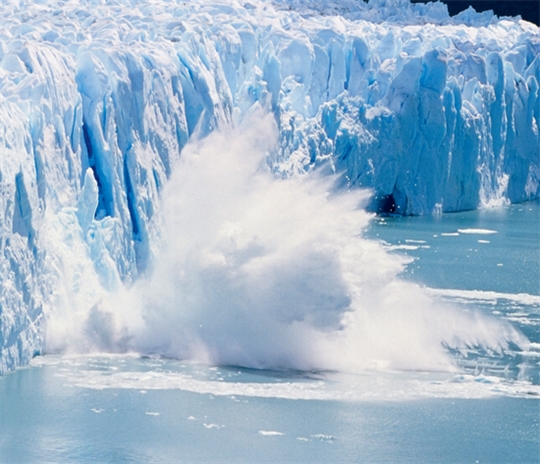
[0,0,538,374]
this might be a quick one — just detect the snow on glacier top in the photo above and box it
[2,0,538,43]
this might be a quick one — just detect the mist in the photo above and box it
[44,112,527,372]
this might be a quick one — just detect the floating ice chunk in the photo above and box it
[457,229,498,235]
[259,430,284,436]
[204,423,224,429]
[386,244,420,251]
[311,434,336,443]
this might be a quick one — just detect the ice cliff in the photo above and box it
[1,0,539,373]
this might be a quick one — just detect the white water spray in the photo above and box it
[45,113,527,372]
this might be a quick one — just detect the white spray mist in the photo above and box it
[45,112,527,372]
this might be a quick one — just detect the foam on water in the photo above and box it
[45,114,528,374]
[428,288,540,307]
[30,354,540,400]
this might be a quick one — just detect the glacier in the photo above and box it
[0,0,539,374]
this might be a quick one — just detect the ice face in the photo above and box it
[0,0,538,373]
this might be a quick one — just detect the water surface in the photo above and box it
[1,201,539,463]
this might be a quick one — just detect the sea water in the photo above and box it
[1,201,539,463]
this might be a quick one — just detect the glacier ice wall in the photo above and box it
[0,0,539,373]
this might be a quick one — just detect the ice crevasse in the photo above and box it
[0,0,539,373]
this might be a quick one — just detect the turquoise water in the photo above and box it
[1,201,539,463]
[368,200,540,353]
[1,360,538,463]
[367,200,539,295]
